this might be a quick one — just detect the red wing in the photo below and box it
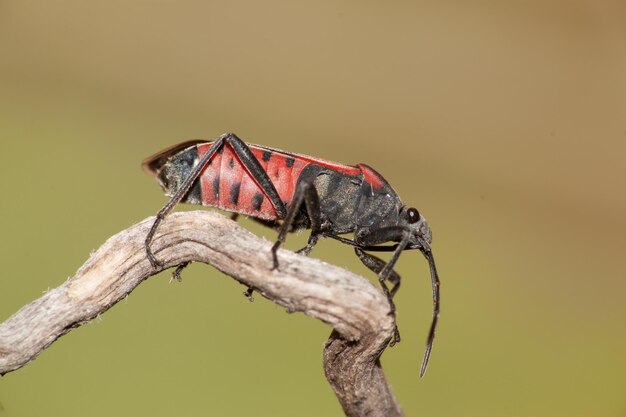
[249,144,361,176]
[143,140,360,177]
[196,142,313,220]
[144,140,363,220]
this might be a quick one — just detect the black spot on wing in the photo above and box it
[285,157,295,167]
[212,176,220,197]
[229,157,234,169]
[262,150,272,162]
[230,183,241,205]
[251,192,264,211]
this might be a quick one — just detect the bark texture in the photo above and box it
[0,211,403,417]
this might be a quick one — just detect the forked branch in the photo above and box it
[0,211,403,417]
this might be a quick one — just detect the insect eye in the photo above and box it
[407,207,420,224]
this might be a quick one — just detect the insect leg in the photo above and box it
[171,261,190,282]
[145,133,286,268]
[223,135,287,218]
[354,247,402,345]
[354,249,402,298]
[235,218,281,301]
[243,286,255,302]
[295,233,322,256]
[325,234,359,246]
[271,178,322,269]
[145,135,230,268]
[357,226,411,281]
[359,227,440,378]
[220,134,294,298]
[327,231,404,300]
[326,233,402,252]
[356,225,407,246]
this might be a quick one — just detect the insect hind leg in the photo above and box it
[145,133,286,268]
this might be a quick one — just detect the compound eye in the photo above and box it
[407,207,420,224]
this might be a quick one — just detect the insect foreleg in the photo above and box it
[359,227,440,378]
[356,226,411,280]
[355,248,402,298]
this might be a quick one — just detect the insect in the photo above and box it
[143,133,440,377]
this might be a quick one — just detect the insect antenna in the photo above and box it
[418,239,440,378]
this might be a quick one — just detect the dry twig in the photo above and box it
[0,211,403,417]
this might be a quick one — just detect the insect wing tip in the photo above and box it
[141,140,209,176]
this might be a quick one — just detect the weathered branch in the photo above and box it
[0,211,403,417]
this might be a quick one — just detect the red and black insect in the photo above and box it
[143,133,440,377]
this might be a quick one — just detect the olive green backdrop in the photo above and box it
[1,1,625,416]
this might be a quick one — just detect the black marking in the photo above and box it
[229,157,235,169]
[262,150,272,162]
[217,145,225,154]
[252,192,264,211]
[274,171,279,179]
[212,176,220,197]
[230,183,241,205]
[285,157,295,168]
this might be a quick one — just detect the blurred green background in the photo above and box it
[1,1,625,416]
